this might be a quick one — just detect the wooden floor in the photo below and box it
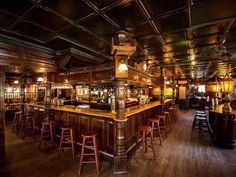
[0,109,236,177]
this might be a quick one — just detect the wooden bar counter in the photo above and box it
[209,104,236,149]
[28,99,172,156]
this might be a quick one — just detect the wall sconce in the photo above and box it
[220,73,234,113]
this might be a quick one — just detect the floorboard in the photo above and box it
[0,109,235,177]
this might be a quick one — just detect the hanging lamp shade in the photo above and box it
[206,77,221,93]
[220,74,234,93]
[211,84,220,93]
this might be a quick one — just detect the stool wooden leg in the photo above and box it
[71,129,75,159]
[59,130,64,154]
[78,138,86,175]
[149,130,156,160]
[50,124,53,142]
[158,122,162,145]
[39,124,45,149]
[142,131,145,156]
[93,137,100,175]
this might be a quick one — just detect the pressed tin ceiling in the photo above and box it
[0,0,236,80]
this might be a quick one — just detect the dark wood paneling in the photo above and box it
[106,121,114,154]
[68,73,90,82]
[0,42,56,71]
[67,113,77,127]
[78,115,90,141]
[91,118,105,150]
[209,111,236,149]
[92,70,111,81]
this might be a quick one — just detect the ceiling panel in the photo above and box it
[107,2,144,27]
[195,23,224,36]
[155,12,188,33]
[46,0,94,21]
[191,0,236,26]
[163,31,186,43]
[144,0,185,16]
[137,36,162,49]
[45,38,76,50]
[0,0,32,15]
[88,0,125,9]
[0,11,16,27]
[127,22,154,39]
[81,14,116,36]
[62,26,95,42]
[27,8,69,31]
[0,0,235,79]
[13,21,53,41]
[82,38,110,54]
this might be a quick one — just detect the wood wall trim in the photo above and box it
[0,42,57,72]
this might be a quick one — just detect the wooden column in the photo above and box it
[71,84,76,101]
[44,82,51,119]
[172,76,176,105]
[0,67,5,161]
[20,78,26,114]
[160,68,166,112]
[45,82,51,106]
[114,78,127,174]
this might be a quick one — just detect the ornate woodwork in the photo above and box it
[0,42,56,72]
[0,67,5,160]
[209,107,236,149]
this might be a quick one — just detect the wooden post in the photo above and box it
[0,67,5,161]
[114,78,127,174]
[71,84,76,101]
[160,68,166,112]
[111,31,136,174]
[20,78,26,114]
[172,76,176,105]
[45,82,51,106]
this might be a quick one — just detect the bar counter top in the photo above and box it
[124,99,172,117]
[27,99,172,120]
[210,104,236,115]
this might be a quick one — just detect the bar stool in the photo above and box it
[16,114,26,136]
[156,115,166,134]
[192,114,209,135]
[12,111,21,134]
[168,107,175,121]
[59,127,75,159]
[32,116,42,141]
[39,120,55,149]
[78,132,100,175]
[164,111,170,123]
[137,125,156,160]
[148,118,162,145]
[23,115,33,139]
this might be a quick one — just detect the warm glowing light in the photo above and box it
[37,77,44,82]
[165,87,173,96]
[220,74,234,93]
[13,80,19,84]
[211,84,220,93]
[191,61,196,65]
[143,63,147,71]
[118,63,128,71]
[190,55,195,60]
